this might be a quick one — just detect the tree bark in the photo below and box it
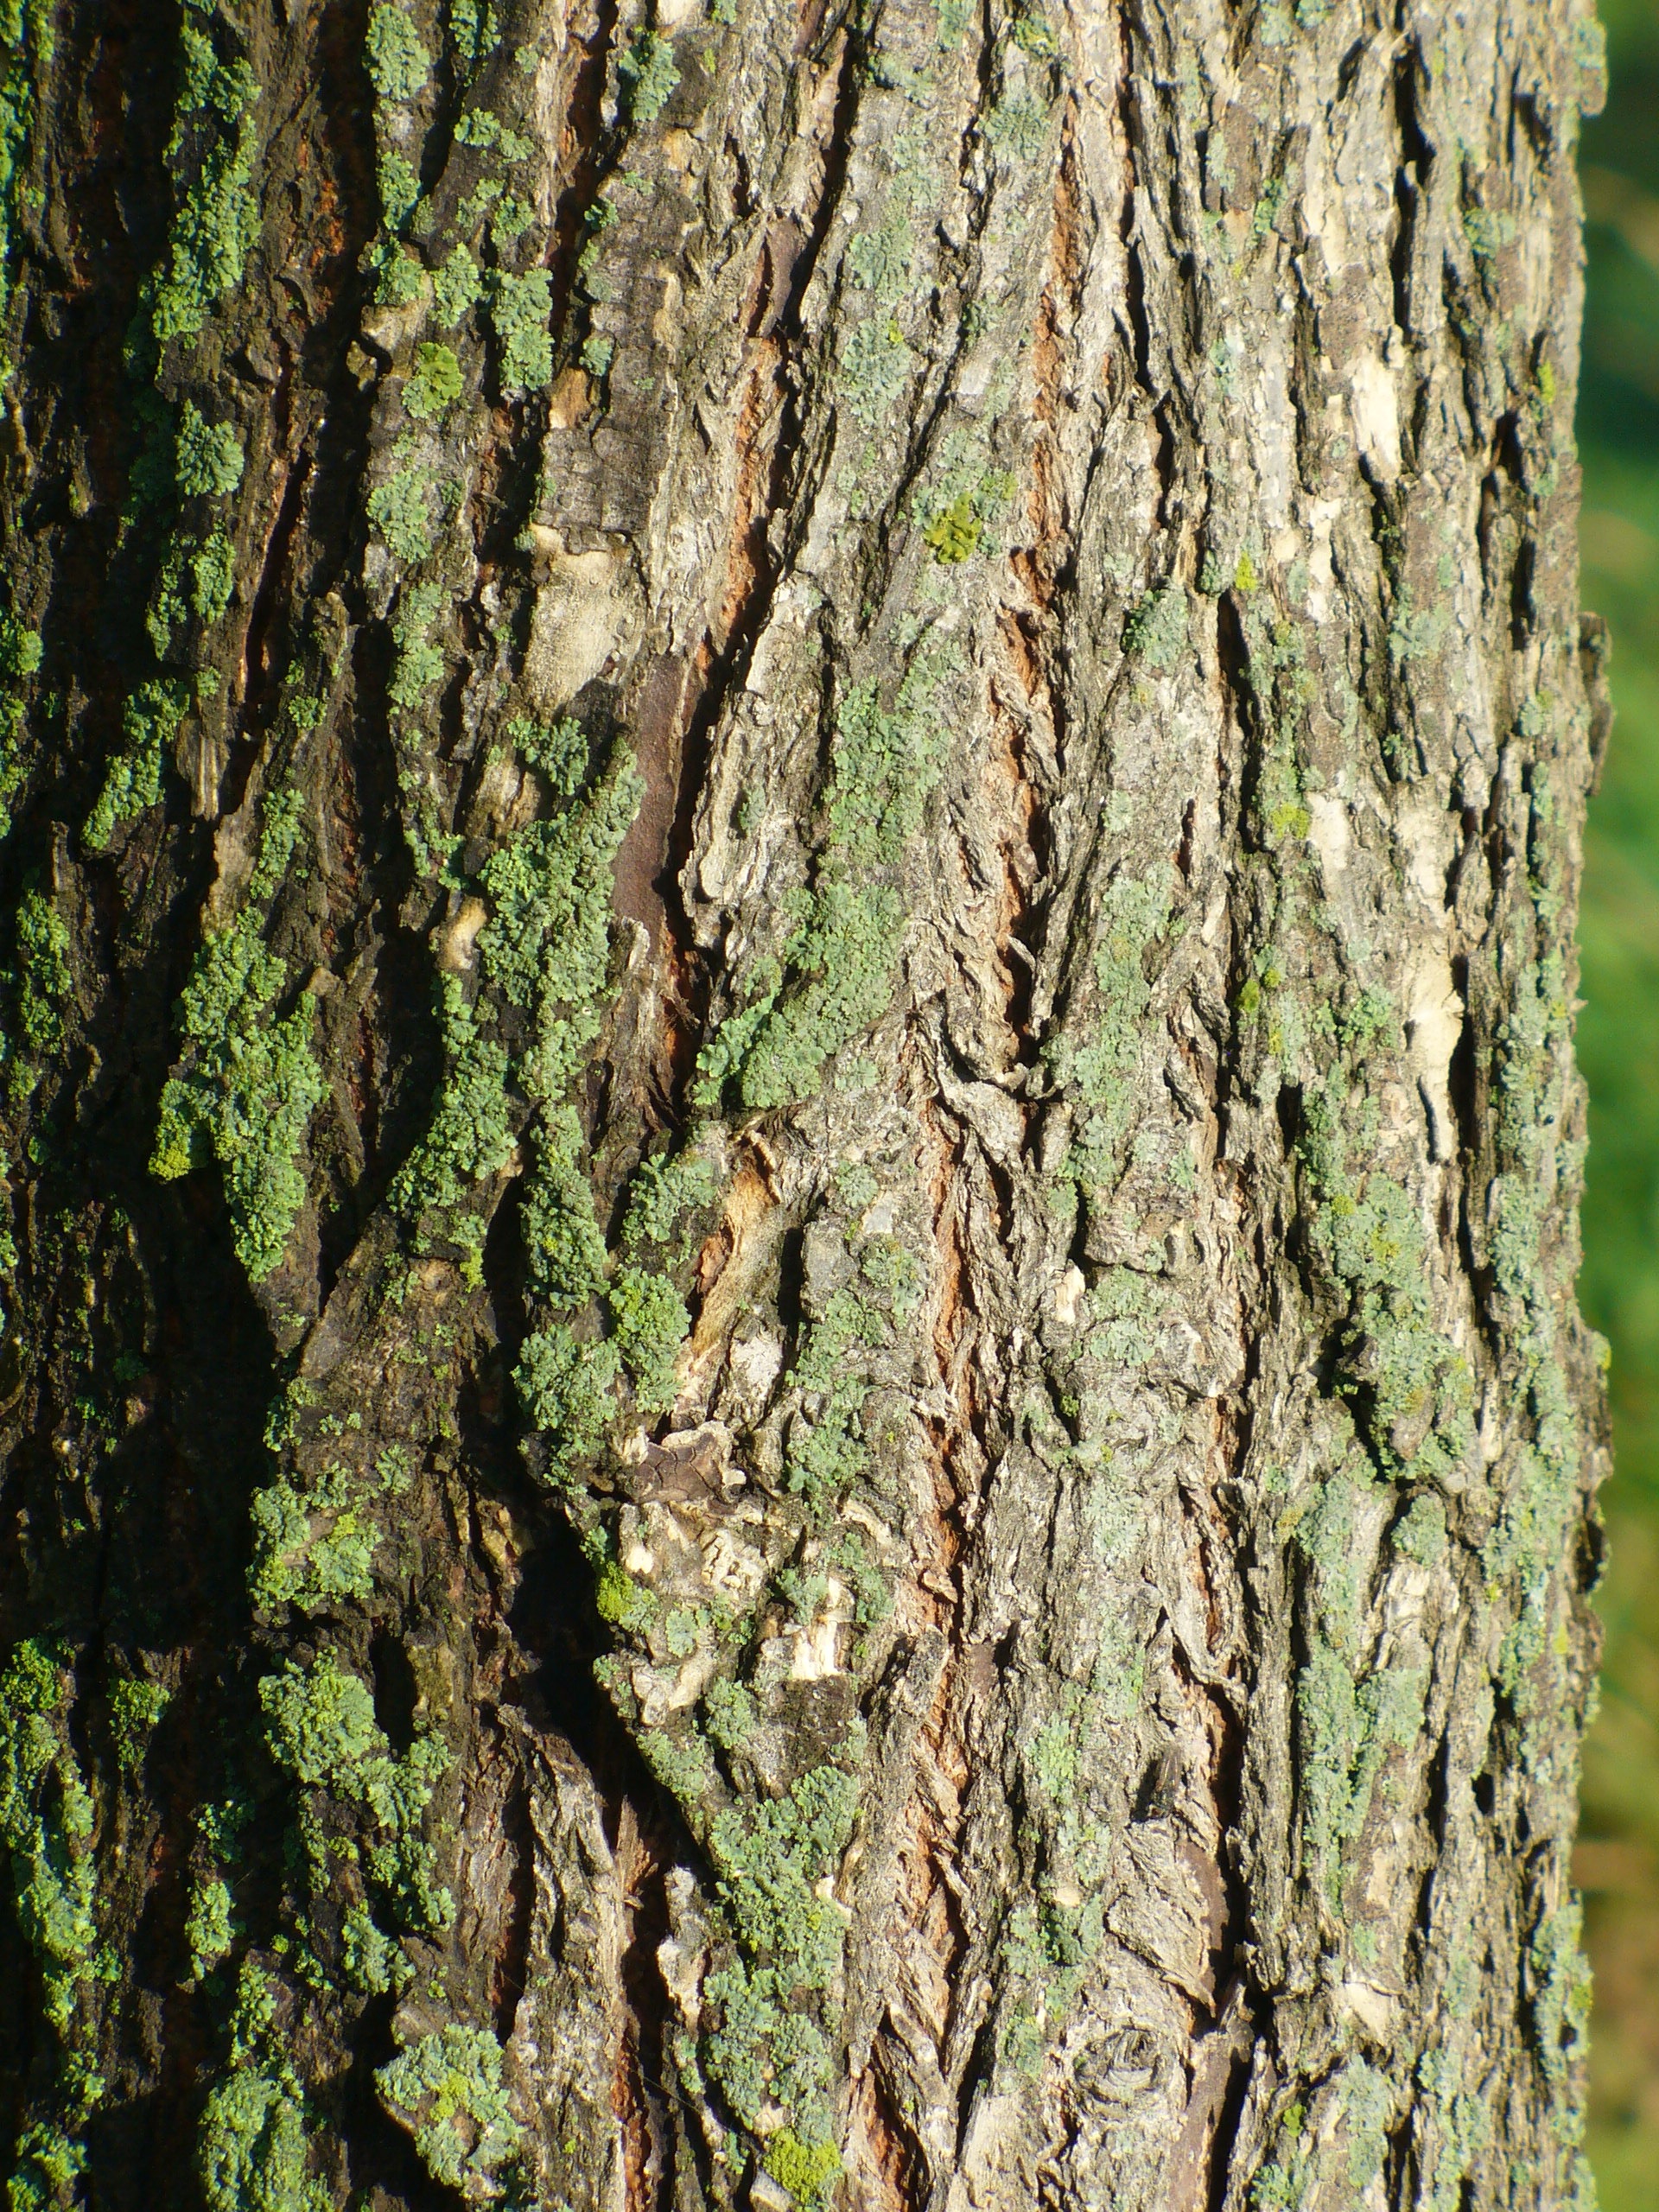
[0,1,1615,2209]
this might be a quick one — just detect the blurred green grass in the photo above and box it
[1576,3,1659,2204]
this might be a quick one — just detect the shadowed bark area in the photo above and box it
[0,2,1613,2210]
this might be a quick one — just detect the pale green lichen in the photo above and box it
[517,1325,620,1475]
[387,976,514,1243]
[341,1900,411,1995]
[487,267,552,391]
[367,465,435,566]
[150,789,322,1283]
[0,607,42,832]
[85,677,191,850]
[0,3,54,353]
[176,400,245,497]
[387,577,446,710]
[838,315,912,429]
[365,6,430,103]
[702,652,949,1111]
[13,887,69,1055]
[785,1287,885,1502]
[617,30,679,124]
[185,1873,236,1980]
[9,2122,90,2212]
[375,2025,524,2197]
[109,1676,170,1775]
[249,1461,380,1612]
[259,1650,454,1931]
[1294,1076,1473,1484]
[1122,584,1188,669]
[144,18,261,353]
[846,210,914,302]
[431,243,482,328]
[701,1766,857,2144]
[403,340,462,421]
[0,1640,97,2035]
[199,2063,327,2212]
[608,1263,690,1414]
[985,87,1047,162]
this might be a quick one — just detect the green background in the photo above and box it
[1575,2,1659,2202]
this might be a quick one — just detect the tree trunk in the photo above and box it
[0,1,1615,2208]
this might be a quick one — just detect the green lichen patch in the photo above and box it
[1121,583,1188,670]
[259,1650,454,1931]
[387,976,514,1251]
[0,606,41,832]
[0,1,52,349]
[175,400,245,498]
[617,30,680,124]
[84,677,190,850]
[702,651,951,1112]
[375,2024,524,2200]
[403,340,463,422]
[9,2121,91,2212]
[838,315,912,430]
[198,2063,327,2212]
[108,1676,170,1775]
[608,1263,690,1414]
[785,1287,887,1503]
[431,243,482,329]
[0,1641,98,2036]
[185,1873,236,1981]
[486,267,552,392]
[13,887,70,1056]
[762,2130,842,2209]
[621,1147,716,1254]
[250,1457,385,1614]
[365,6,430,104]
[846,209,914,302]
[151,789,322,1284]
[143,16,261,353]
[517,1324,620,1477]
[1293,1080,1472,1484]
[368,465,435,566]
[701,1765,858,2147]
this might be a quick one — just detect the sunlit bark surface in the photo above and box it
[0,3,1614,2209]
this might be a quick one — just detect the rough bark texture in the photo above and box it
[0,2,1616,2210]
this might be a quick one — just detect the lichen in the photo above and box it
[150,788,322,1283]
[403,340,463,422]
[259,1650,454,1932]
[701,1765,858,2146]
[175,400,245,498]
[367,465,435,565]
[617,30,679,124]
[84,677,190,850]
[199,2063,327,2212]
[1122,584,1188,670]
[487,267,552,392]
[143,16,261,353]
[607,1264,690,1414]
[386,976,514,1246]
[431,243,482,329]
[516,1325,620,1475]
[13,887,69,1055]
[0,1640,97,2035]
[249,1460,381,1612]
[185,1873,236,1980]
[365,7,430,104]
[703,652,950,1111]
[108,1676,170,1775]
[375,2025,524,2199]
[837,315,912,429]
